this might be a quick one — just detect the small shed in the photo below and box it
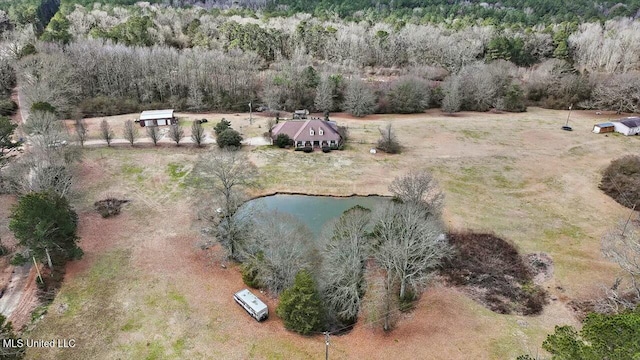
[592,122,615,133]
[293,109,309,120]
[138,109,177,127]
[613,117,640,136]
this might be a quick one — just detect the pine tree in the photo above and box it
[277,269,324,335]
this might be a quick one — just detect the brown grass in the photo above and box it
[18,107,640,359]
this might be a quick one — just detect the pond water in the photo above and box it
[241,194,388,235]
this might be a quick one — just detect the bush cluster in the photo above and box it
[441,232,547,315]
[600,155,640,209]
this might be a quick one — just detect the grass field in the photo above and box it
[18,107,640,359]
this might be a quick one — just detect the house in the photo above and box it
[612,117,640,136]
[592,122,615,133]
[293,109,309,120]
[271,119,341,148]
[137,109,177,127]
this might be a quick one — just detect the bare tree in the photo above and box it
[243,211,314,294]
[590,73,640,114]
[193,149,258,259]
[389,169,444,215]
[100,119,114,146]
[377,123,401,154]
[314,76,334,113]
[168,123,185,146]
[146,126,161,146]
[123,120,139,146]
[74,119,87,147]
[371,202,450,330]
[441,76,462,113]
[602,220,640,306]
[344,78,375,117]
[24,110,58,136]
[264,118,275,140]
[191,121,205,147]
[321,206,372,324]
[7,129,80,198]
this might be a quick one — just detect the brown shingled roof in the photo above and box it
[271,120,341,144]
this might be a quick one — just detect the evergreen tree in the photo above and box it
[277,269,324,335]
[214,118,232,135]
[9,192,82,270]
[542,306,640,359]
[217,128,242,149]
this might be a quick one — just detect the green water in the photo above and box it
[242,194,388,234]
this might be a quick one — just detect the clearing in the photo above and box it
[8,107,639,359]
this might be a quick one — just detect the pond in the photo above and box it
[241,194,389,235]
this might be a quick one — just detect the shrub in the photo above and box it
[217,128,242,148]
[276,269,324,335]
[30,101,56,114]
[241,262,261,288]
[500,84,527,112]
[302,147,313,153]
[0,99,17,116]
[78,96,140,117]
[214,118,231,135]
[274,133,292,148]
[399,290,418,312]
[386,77,430,114]
[94,198,129,218]
[322,147,331,153]
[600,155,640,209]
[377,123,401,154]
[10,252,27,266]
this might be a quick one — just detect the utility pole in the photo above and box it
[249,101,253,125]
[324,331,330,360]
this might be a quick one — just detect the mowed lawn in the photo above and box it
[24,107,640,359]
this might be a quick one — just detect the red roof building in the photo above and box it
[270,120,342,148]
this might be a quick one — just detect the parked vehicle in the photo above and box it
[234,289,268,321]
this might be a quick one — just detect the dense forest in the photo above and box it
[0,1,638,118]
[3,0,640,26]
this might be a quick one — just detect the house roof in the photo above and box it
[619,117,640,128]
[595,122,615,127]
[140,109,174,120]
[271,120,341,143]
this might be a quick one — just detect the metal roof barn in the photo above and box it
[138,109,177,127]
[140,109,174,120]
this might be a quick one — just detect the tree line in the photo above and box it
[4,0,640,27]
[0,4,637,117]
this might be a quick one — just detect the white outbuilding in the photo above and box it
[613,117,640,136]
[138,109,177,127]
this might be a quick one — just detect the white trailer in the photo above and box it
[234,289,268,321]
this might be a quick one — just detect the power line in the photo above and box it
[314,305,409,359]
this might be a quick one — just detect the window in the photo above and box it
[310,128,315,136]
[319,128,324,135]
